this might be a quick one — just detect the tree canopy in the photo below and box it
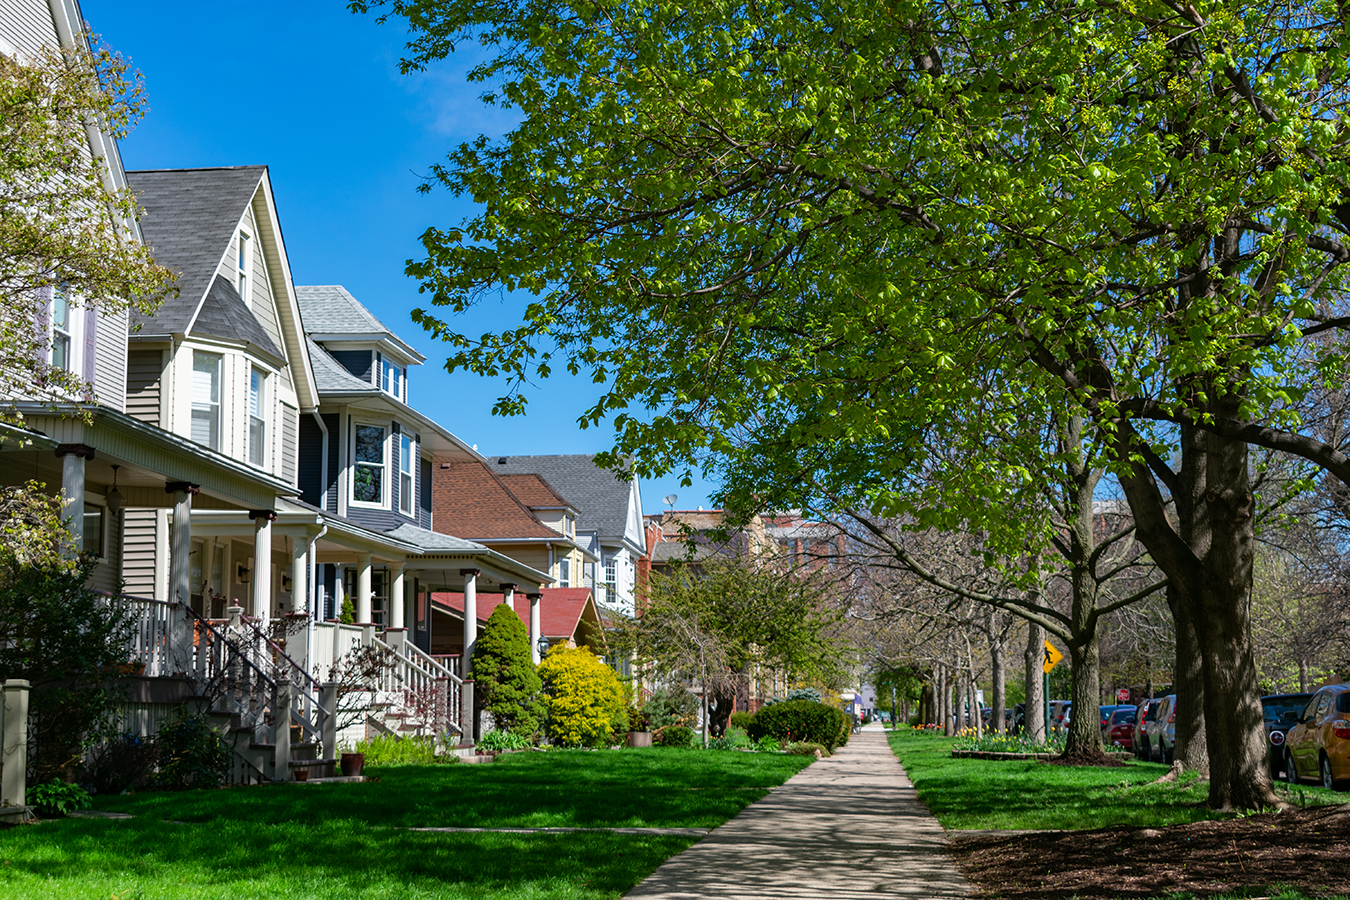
[356,0,1350,808]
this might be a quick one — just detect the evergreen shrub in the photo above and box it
[653,724,695,748]
[538,645,627,747]
[642,686,697,729]
[746,700,851,751]
[728,711,755,731]
[472,603,544,738]
[151,716,229,789]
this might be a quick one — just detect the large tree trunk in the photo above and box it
[1024,621,1046,741]
[938,664,952,735]
[1064,628,1103,758]
[1168,584,1208,773]
[1062,414,1105,758]
[988,611,1007,735]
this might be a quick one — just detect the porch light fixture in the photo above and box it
[105,465,123,514]
[236,563,250,584]
[537,637,551,657]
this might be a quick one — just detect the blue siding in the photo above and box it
[330,349,373,382]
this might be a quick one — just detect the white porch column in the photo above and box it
[529,592,542,664]
[461,569,479,673]
[249,510,275,620]
[290,537,308,616]
[55,444,92,552]
[502,583,518,619]
[389,563,406,630]
[164,482,199,675]
[356,553,372,625]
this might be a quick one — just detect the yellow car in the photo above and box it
[1284,684,1350,791]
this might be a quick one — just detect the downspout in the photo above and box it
[307,524,327,679]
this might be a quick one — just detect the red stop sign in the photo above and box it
[1117,689,1130,702]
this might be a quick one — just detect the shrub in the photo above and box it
[354,733,442,765]
[643,687,698,729]
[746,700,852,751]
[786,687,823,703]
[708,725,753,750]
[728,711,755,731]
[653,724,695,748]
[27,779,91,817]
[628,706,650,731]
[472,603,544,738]
[784,741,829,757]
[85,733,159,795]
[478,729,531,751]
[753,735,782,753]
[538,645,627,747]
[152,716,230,789]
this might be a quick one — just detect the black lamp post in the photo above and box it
[537,637,550,658]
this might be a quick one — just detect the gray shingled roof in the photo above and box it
[194,275,284,359]
[306,336,379,394]
[382,523,486,552]
[295,285,423,361]
[127,167,267,334]
[489,455,636,542]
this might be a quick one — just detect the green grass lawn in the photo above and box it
[0,748,812,899]
[885,726,1346,832]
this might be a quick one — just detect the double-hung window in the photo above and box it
[191,351,222,450]
[398,433,414,515]
[237,232,251,301]
[381,356,402,400]
[558,557,571,588]
[248,367,267,467]
[353,424,386,505]
[50,287,72,371]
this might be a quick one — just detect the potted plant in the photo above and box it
[339,751,365,777]
[627,707,652,748]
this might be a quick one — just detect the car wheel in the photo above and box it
[1321,755,1339,791]
[1285,750,1299,784]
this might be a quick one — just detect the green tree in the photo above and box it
[354,0,1350,809]
[0,484,133,781]
[625,557,850,740]
[471,602,544,737]
[1,31,173,425]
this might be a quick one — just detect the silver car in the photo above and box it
[1147,694,1177,763]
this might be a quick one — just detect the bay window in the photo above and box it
[353,423,387,505]
[398,433,413,515]
[248,366,267,467]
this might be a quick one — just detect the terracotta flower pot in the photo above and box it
[340,752,365,777]
[294,769,309,782]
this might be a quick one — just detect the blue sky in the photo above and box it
[80,0,716,515]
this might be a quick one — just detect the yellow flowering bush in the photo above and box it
[537,645,627,747]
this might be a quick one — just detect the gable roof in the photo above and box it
[490,455,640,547]
[435,458,563,541]
[497,473,574,510]
[295,285,423,361]
[432,587,603,647]
[127,166,267,335]
[194,275,284,360]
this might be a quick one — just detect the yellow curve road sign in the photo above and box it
[1043,640,1064,674]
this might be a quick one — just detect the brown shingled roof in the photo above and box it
[497,473,575,510]
[433,458,560,541]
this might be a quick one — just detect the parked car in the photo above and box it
[1099,704,1133,731]
[1133,699,1163,760]
[1049,700,1072,732]
[1284,684,1350,791]
[1262,693,1314,780]
[1146,695,1177,763]
[1103,708,1137,750]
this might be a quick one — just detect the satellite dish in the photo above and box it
[663,494,678,508]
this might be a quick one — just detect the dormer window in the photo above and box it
[237,232,251,302]
[564,514,575,536]
[248,366,268,468]
[381,355,403,400]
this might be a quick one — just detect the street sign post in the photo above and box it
[1042,640,1063,737]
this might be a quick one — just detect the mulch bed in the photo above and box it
[952,804,1350,899]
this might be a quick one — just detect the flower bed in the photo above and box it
[950,749,1135,761]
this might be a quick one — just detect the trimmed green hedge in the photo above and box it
[727,711,755,731]
[746,700,851,751]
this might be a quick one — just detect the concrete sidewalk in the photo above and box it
[624,725,972,899]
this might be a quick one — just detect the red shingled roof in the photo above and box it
[433,459,560,540]
[497,473,574,510]
[432,587,601,644]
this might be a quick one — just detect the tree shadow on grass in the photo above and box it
[0,816,695,899]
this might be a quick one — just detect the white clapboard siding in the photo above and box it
[281,402,299,487]
[0,0,55,55]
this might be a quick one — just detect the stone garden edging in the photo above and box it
[950,749,1135,761]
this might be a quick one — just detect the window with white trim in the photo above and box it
[50,287,73,371]
[352,423,387,506]
[83,503,106,558]
[248,366,267,467]
[382,356,403,400]
[191,351,222,450]
[558,557,571,587]
[398,433,414,515]
[237,231,251,302]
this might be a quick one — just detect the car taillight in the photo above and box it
[1333,720,1350,739]
[1169,709,1176,723]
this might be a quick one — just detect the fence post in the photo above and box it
[433,676,449,752]
[320,681,338,761]
[274,675,293,781]
[1,680,31,812]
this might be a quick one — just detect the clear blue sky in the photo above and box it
[80,0,715,514]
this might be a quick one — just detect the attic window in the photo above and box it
[381,355,403,400]
[237,231,251,302]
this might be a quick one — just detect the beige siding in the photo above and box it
[122,508,159,599]
[92,309,129,412]
[86,506,123,594]
[280,402,299,487]
[125,347,164,425]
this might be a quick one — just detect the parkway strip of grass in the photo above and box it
[0,748,813,900]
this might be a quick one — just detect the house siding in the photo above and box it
[280,402,299,487]
[419,457,432,529]
[93,310,128,412]
[125,347,164,426]
[122,507,160,600]
[0,0,53,54]
[324,412,339,512]
[86,507,123,594]
[298,414,323,507]
[329,349,372,381]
